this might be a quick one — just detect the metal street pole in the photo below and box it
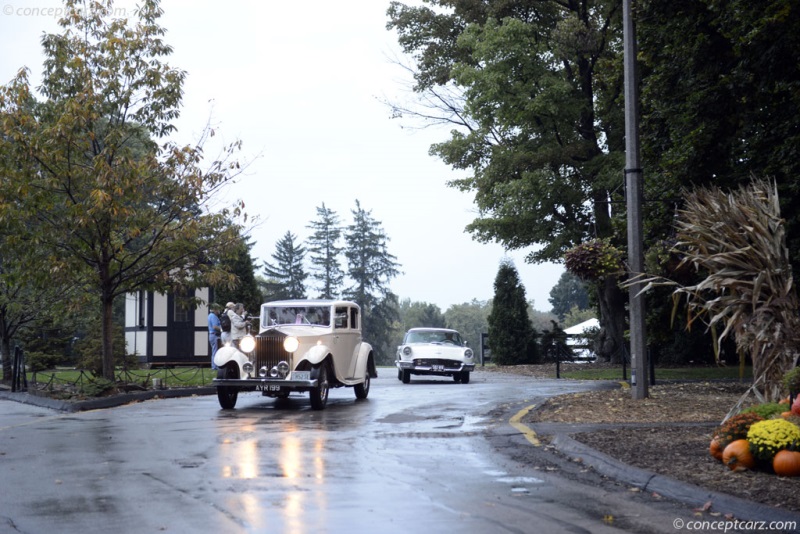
[623,0,648,399]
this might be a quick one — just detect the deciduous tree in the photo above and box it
[0,0,244,380]
[387,1,628,360]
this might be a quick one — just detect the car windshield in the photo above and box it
[263,306,331,327]
[405,331,463,345]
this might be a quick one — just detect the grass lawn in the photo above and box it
[560,365,752,381]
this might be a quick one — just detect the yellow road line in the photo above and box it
[509,404,540,447]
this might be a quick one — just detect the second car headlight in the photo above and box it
[283,336,299,353]
[464,348,474,359]
[240,335,256,354]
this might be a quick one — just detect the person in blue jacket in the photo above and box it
[208,303,222,369]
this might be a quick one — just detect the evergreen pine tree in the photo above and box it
[263,231,307,301]
[306,203,344,299]
[487,259,539,365]
[215,237,263,313]
[343,200,401,356]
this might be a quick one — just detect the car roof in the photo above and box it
[264,299,359,309]
[406,327,459,333]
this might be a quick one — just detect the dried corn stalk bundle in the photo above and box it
[672,178,800,401]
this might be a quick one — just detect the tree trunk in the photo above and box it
[596,275,627,364]
[101,292,115,382]
[0,324,11,383]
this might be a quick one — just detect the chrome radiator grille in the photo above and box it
[254,334,292,371]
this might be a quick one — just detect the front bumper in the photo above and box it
[396,360,475,373]
[213,378,317,389]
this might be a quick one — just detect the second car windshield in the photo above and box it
[407,331,462,345]
[263,307,331,327]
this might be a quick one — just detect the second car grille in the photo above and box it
[414,358,462,369]
[255,334,292,372]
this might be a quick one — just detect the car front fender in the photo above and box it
[300,343,330,366]
[214,345,249,371]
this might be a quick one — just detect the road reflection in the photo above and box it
[219,418,327,532]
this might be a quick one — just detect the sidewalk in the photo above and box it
[0,383,215,412]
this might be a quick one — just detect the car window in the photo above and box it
[334,307,348,329]
[264,306,331,327]
[349,307,359,330]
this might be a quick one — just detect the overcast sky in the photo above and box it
[0,0,565,312]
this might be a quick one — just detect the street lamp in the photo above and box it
[623,0,648,399]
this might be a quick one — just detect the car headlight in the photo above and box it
[240,335,256,354]
[402,346,412,356]
[277,361,290,376]
[283,336,299,353]
[464,348,473,359]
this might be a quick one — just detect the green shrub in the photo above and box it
[742,402,786,420]
[79,377,116,397]
[783,367,800,397]
[25,351,66,372]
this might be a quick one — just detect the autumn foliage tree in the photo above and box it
[0,0,245,380]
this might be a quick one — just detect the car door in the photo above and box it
[332,305,360,379]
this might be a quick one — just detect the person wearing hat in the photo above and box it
[208,303,222,369]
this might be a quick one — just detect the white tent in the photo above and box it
[564,318,599,334]
[564,318,599,360]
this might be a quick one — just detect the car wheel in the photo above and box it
[310,363,330,410]
[460,371,470,384]
[216,365,239,410]
[453,374,462,383]
[354,371,370,399]
[397,369,402,381]
[401,369,411,384]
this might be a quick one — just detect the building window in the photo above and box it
[174,292,192,323]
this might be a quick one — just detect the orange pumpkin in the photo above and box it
[780,396,791,405]
[782,411,795,419]
[709,438,724,461]
[722,439,756,471]
[773,450,800,477]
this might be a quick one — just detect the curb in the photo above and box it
[0,387,216,412]
[545,430,800,527]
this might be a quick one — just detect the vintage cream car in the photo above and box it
[395,327,475,384]
[213,299,377,410]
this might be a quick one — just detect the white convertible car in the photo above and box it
[213,300,377,410]
[395,327,475,384]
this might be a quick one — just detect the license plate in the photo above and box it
[292,371,310,381]
[431,365,445,371]
[256,384,282,392]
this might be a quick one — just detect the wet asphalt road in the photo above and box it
[0,370,702,534]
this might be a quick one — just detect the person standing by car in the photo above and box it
[220,302,235,345]
[230,303,248,347]
[208,303,222,369]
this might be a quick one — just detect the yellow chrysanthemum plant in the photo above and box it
[746,419,800,466]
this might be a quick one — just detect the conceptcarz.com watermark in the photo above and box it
[2,4,129,18]
[673,518,797,532]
